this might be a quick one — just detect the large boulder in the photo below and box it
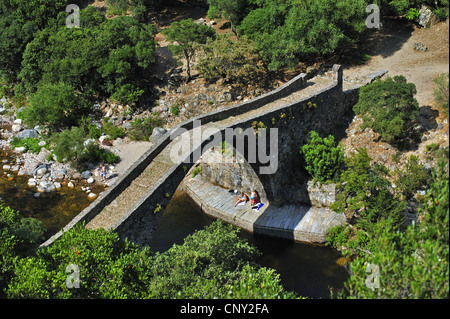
[417,5,439,28]
[150,127,167,141]
[218,92,234,103]
[15,129,39,140]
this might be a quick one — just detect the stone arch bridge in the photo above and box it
[42,64,368,247]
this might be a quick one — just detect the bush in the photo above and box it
[11,137,44,154]
[353,75,420,144]
[103,121,125,139]
[300,131,344,183]
[20,82,89,131]
[128,115,165,141]
[197,34,265,86]
[433,72,449,114]
[331,148,406,230]
[394,155,431,198]
[50,127,119,168]
[81,143,120,165]
[87,124,102,139]
[170,104,180,116]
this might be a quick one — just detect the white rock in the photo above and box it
[11,124,21,132]
[2,164,11,170]
[54,182,62,189]
[87,177,95,184]
[28,178,37,187]
[88,193,97,200]
[36,167,47,177]
[13,119,22,125]
[68,181,75,188]
[13,146,27,153]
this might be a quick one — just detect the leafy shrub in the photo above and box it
[6,219,297,299]
[103,121,125,139]
[110,84,144,106]
[331,148,406,230]
[300,131,344,183]
[50,127,119,168]
[191,166,202,178]
[87,124,102,139]
[0,201,46,258]
[50,127,87,164]
[433,72,449,113]
[170,103,180,116]
[197,34,264,86]
[326,225,369,257]
[434,7,449,21]
[81,143,120,165]
[353,75,420,144]
[337,161,448,299]
[20,82,89,131]
[11,137,44,154]
[394,155,431,198]
[128,115,165,141]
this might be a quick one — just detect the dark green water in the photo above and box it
[150,190,350,299]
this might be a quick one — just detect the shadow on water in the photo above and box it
[149,189,350,299]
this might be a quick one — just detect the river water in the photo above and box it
[0,148,105,238]
[150,190,350,299]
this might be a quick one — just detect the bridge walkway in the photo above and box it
[185,175,346,243]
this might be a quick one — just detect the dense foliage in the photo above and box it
[337,160,449,298]
[18,8,157,105]
[433,72,449,114]
[197,34,265,86]
[50,126,119,168]
[300,131,344,183]
[331,148,406,231]
[353,76,420,144]
[3,219,297,299]
[162,18,216,82]
[20,82,89,130]
[238,0,369,70]
[0,202,46,297]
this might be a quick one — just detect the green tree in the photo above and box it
[338,160,449,298]
[207,0,250,39]
[1,202,46,297]
[21,82,89,130]
[238,0,369,70]
[7,223,151,298]
[51,126,119,168]
[394,154,431,199]
[197,34,264,86]
[331,148,406,230]
[353,75,420,144]
[18,13,157,105]
[300,131,344,183]
[6,220,297,299]
[163,19,216,82]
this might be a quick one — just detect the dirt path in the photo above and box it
[340,18,449,172]
[344,18,449,106]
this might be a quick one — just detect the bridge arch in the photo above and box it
[42,64,362,247]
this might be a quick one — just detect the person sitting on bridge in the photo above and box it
[250,190,259,208]
[234,191,249,207]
